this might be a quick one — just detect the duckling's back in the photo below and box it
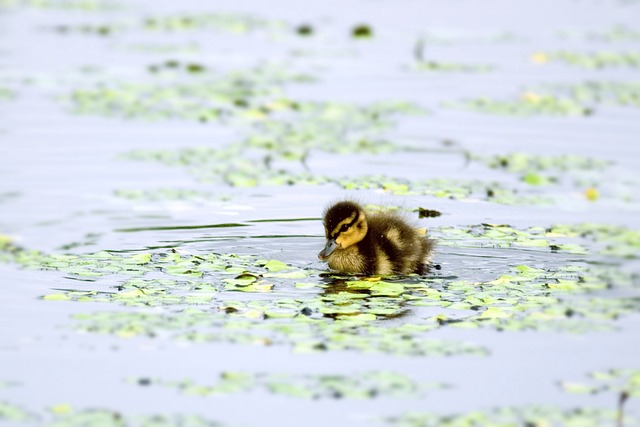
[362,212,433,275]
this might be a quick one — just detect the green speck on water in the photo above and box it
[352,24,373,38]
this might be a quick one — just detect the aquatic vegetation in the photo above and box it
[3,0,639,425]
[419,31,522,45]
[544,80,640,108]
[135,371,446,400]
[411,61,493,73]
[0,402,34,423]
[118,149,559,205]
[435,222,640,260]
[448,80,640,115]
[383,405,629,427]
[68,64,314,123]
[124,42,200,54]
[0,0,117,10]
[480,152,610,175]
[473,152,611,187]
[74,309,487,356]
[557,25,640,43]
[0,405,226,427]
[448,92,591,116]
[142,13,287,35]
[352,24,373,39]
[50,12,289,37]
[0,237,308,282]
[0,87,15,101]
[548,223,640,259]
[113,188,215,202]
[3,220,639,355]
[561,369,640,397]
[533,51,640,68]
[68,62,426,162]
[244,100,424,156]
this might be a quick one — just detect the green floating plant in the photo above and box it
[244,100,424,157]
[1,237,307,286]
[120,148,557,205]
[449,80,640,116]
[561,369,640,397]
[546,81,640,108]
[45,278,218,306]
[558,25,640,43]
[351,24,373,39]
[0,87,15,101]
[120,146,618,207]
[0,0,117,10]
[48,408,224,427]
[0,401,35,423]
[536,51,640,69]
[479,152,610,174]
[435,222,640,260]
[420,31,522,45]
[549,223,640,259]
[471,151,613,190]
[74,308,487,357]
[50,12,288,37]
[411,61,493,73]
[142,12,287,35]
[69,64,313,123]
[4,222,639,354]
[113,188,214,202]
[383,405,630,427]
[135,370,446,400]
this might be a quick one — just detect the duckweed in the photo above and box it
[0,402,35,423]
[558,25,640,43]
[113,188,214,201]
[137,371,446,400]
[412,61,493,73]
[473,152,611,187]
[561,369,640,397]
[50,12,288,37]
[420,31,522,45]
[68,65,313,123]
[351,24,373,39]
[0,87,15,101]
[142,13,287,35]
[383,406,629,427]
[435,223,640,260]
[118,150,558,205]
[3,220,638,354]
[47,408,224,427]
[535,51,640,69]
[449,81,640,115]
[481,152,610,174]
[0,0,117,10]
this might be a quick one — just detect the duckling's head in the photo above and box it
[318,201,368,260]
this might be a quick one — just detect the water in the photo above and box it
[1,0,640,426]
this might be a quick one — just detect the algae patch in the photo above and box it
[134,371,447,400]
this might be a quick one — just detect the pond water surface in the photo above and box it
[1,0,640,426]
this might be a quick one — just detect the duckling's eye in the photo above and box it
[340,224,350,233]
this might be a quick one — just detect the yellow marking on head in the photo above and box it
[330,212,357,237]
[335,213,368,249]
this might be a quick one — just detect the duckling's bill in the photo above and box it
[318,238,338,260]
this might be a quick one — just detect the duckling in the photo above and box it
[318,201,433,275]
